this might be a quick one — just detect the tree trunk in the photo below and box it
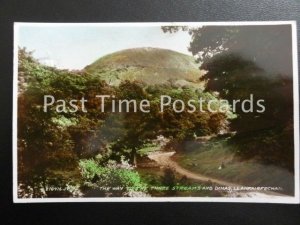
[131,148,137,166]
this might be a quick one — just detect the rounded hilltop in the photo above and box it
[84,47,204,88]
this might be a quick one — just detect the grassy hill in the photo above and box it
[84,47,204,88]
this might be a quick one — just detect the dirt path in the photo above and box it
[148,151,287,197]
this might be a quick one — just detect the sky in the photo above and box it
[18,25,192,70]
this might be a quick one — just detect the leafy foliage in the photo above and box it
[18,47,229,197]
[162,26,294,170]
[79,157,147,196]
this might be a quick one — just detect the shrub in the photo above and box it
[79,158,147,196]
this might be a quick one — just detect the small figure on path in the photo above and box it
[218,162,225,170]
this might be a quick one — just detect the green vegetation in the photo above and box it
[18,25,295,198]
[84,48,204,88]
[18,47,228,198]
[163,25,294,172]
[79,157,147,197]
[174,137,294,195]
[137,144,160,157]
[137,167,221,197]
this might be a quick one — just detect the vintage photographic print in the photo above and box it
[13,22,299,203]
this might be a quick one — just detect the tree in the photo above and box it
[163,25,293,75]
[162,25,294,170]
[18,48,81,197]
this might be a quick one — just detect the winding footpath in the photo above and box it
[148,151,288,197]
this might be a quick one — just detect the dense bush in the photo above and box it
[79,157,147,196]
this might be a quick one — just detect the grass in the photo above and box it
[84,48,204,87]
[137,167,223,197]
[174,138,294,195]
[137,145,160,156]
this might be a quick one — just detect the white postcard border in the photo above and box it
[13,21,299,204]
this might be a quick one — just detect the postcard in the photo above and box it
[13,22,299,203]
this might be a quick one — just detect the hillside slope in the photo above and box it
[84,47,204,87]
